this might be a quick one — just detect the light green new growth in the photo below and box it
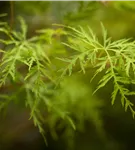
[59,24,135,117]
[0,16,135,144]
[0,17,53,141]
[0,17,89,143]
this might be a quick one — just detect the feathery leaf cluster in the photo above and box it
[0,17,103,144]
[58,24,135,117]
[0,16,135,144]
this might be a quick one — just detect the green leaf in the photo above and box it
[18,16,27,40]
[111,84,119,105]
[93,72,112,94]
[66,116,76,130]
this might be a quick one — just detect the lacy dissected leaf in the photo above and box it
[57,24,135,117]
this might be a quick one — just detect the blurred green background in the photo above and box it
[1,1,135,150]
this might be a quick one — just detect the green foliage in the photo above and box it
[0,17,53,141]
[1,14,135,147]
[58,24,135,118]
[0,17,104,146]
